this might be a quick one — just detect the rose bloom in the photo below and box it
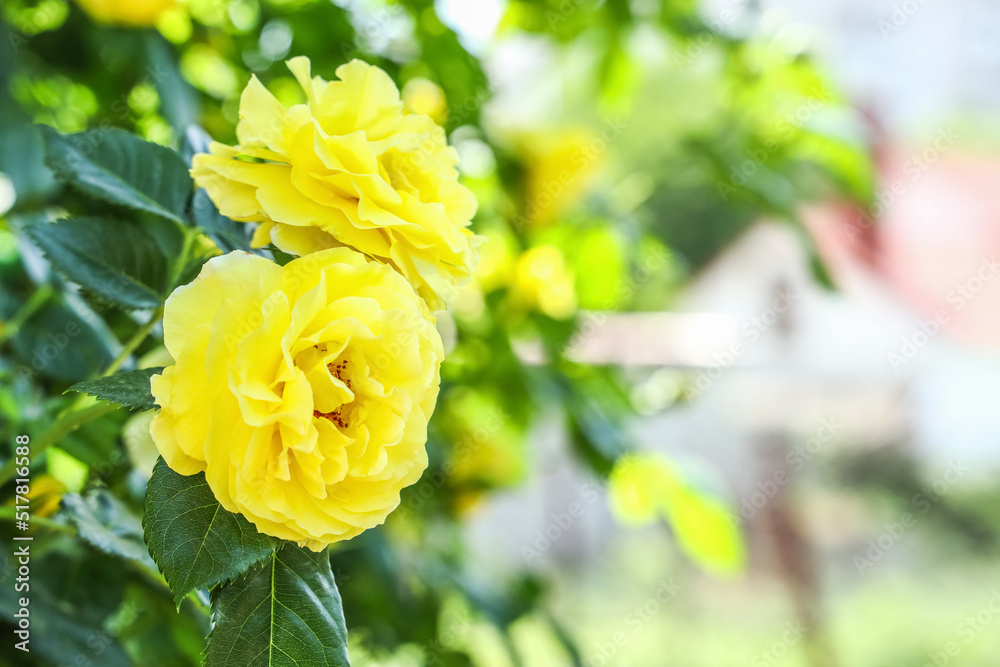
[191,57,481,311]
[74,0,175,26]
[149,248,444,550]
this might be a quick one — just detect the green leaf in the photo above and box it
[797,223,837,291]
[46,447,89,492]
[143,458,277,606]
[68,367,164,412]
[60,489,158,571]
[608,453,746,576]
[40,125,191,224]
[207,543,351,667]
[144,33,199,134]
[660,480,746,577]
[26,217,169,309]
[8,296,113,382]
[565,384,630,478]
[0,107,56,207]
[192,189,256,254]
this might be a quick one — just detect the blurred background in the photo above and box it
[2,0,1000,665]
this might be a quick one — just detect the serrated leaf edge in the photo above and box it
[40,126,189,225]
[66,367,164,412]
[25,219,167,309]
[140,461,278,609]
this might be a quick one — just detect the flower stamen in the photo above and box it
[313,360,351,428]
[313,408,349,429]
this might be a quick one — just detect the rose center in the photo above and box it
[313,359,352,429]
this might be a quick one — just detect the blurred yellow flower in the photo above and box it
[473,224,517,294]
[402,77,447,125]
[74,0,176,27]
[180,45,240,99]
[192,57,481,310]
[452,490,487,516]
[26,475,66,518]
[449,224,519,319]
[150,248,444,550]
[452,435,523,490]
[443,389,523,490]
[510,245,577,319]
[519,127,600,228]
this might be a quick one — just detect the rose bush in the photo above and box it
[150,247,444,550]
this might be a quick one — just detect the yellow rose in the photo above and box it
[74,0,176,27]
[191,57,481,311]
[149,247,444,550]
